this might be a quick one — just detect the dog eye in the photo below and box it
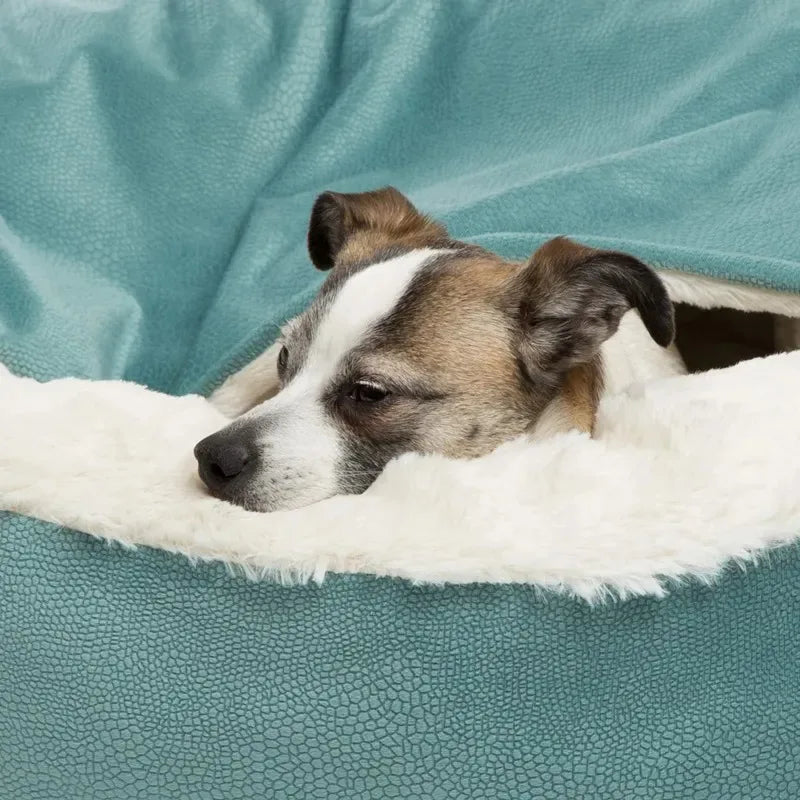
[348,381,390,403]
[277,345,288,372]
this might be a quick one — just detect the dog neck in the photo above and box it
[530,359,603,440]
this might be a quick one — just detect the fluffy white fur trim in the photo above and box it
[1,344,799,601]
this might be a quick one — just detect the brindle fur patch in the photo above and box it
[281,192,672,495]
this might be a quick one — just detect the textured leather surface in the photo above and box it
[3,516,800,799]
[3,1,800,797]
[1,1,800,394]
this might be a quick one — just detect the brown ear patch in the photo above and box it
[527,236,675,348]
[307,186,449,270]
[510,236,674,386]
[530,236,597,270]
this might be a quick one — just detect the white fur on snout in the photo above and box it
[239,248,446,510]
[239,373,341,510]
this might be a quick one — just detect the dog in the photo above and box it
[194,187,674,512]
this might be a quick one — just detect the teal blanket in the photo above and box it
[2,2,800,797]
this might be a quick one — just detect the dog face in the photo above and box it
[194,187,673,512]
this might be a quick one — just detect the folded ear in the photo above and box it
[307,186,448,270]
[508,237,674,383]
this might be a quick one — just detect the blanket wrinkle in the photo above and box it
[444,108,773,205]
[3,3,800,796]
[173,201,264,393]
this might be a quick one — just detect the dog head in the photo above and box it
[195,187,673,511]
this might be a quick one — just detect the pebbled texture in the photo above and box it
[0,1,799,393]
[2,517,800,799]
[2,1,800,797]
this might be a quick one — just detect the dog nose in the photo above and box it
[194,432,255,494]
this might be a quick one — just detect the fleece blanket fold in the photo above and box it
[2,0,800,395]
[2,348,800,599]
[3,2,800,798]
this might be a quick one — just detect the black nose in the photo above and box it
[194,431,255,495]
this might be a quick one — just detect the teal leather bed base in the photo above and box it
[2,2,800,797]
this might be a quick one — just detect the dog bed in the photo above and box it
[2,3,800,798]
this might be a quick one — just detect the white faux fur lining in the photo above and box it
[1,271,799,601]
[658,268,800,315]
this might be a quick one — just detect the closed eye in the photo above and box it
[347,380,390,403]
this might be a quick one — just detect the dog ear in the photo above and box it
[509,237,674,383]
[307,186,448,270]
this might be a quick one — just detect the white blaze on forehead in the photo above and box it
[237,248,447,507]
[305,247,445,372]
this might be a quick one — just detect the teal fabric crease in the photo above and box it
[2,1,800,797]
